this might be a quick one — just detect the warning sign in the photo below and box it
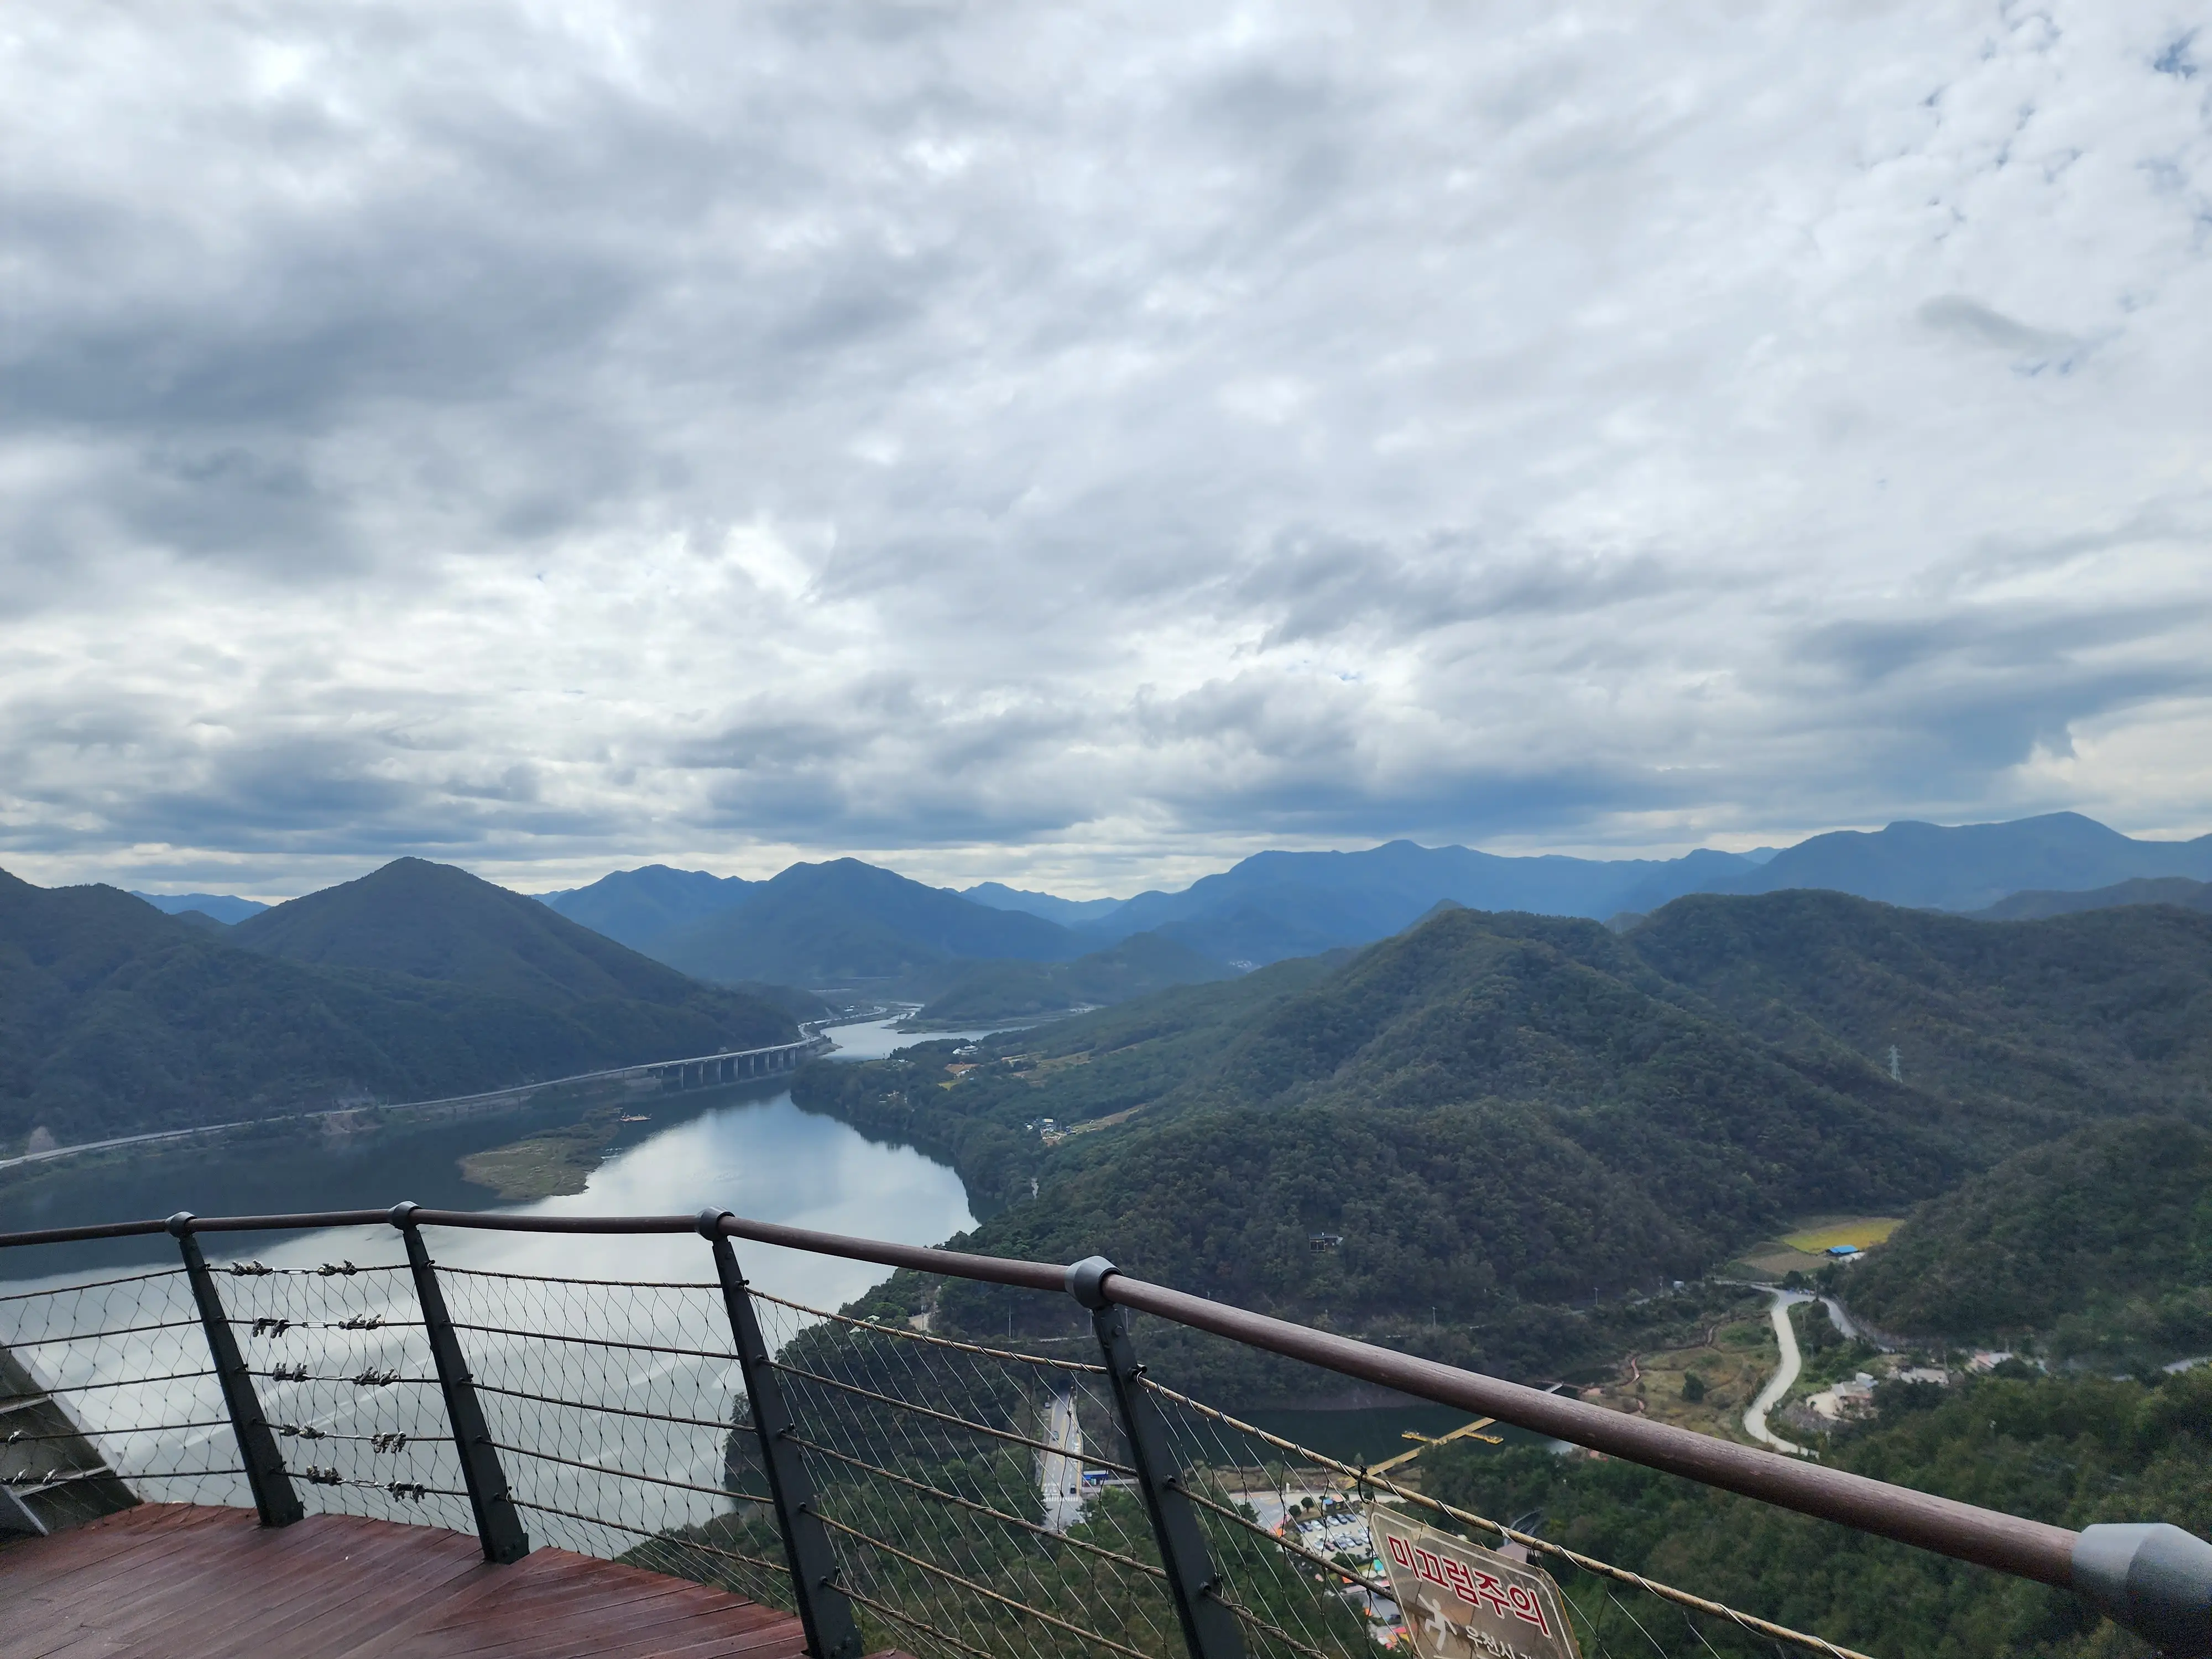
[1369,1507,1580,1659]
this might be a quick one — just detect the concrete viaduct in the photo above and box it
[650,1035,831,1093]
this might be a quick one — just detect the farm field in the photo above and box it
[1733,1214,1902,1278]
[1783,1217,1902,1253]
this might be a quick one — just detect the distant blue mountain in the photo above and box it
[130,891,269,925]
[538,811,2212,986]
[961,881,1126,926]
[538,864,754,953]
[1682,813,2212,913]
[1971,875,2212,921]
[643,859,1079,989]
[1071,841,1761,962]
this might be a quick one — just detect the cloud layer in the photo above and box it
[4,3,2209,896]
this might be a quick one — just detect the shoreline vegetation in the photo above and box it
[457,1105,643,1200]
[0,1077,628,1203]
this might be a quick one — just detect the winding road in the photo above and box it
[1743,1288,1816,1457]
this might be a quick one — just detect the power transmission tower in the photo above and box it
[1887,1045,1901,1082]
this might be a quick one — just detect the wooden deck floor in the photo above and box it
[0,1503,817,1658]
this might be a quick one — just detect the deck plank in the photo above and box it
[192,1517,484,1659]
[0,1504,815,1658]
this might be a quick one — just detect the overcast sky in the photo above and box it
[5,4,2210,900]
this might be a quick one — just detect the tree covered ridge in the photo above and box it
[1626,891,2212,1142]
[1845,1115,2212,1359]
[0,865,795,1150]
[797,893,2212,1344]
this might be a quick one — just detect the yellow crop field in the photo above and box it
[1783,1217,1903,1253]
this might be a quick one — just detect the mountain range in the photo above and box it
[1970,875,2212,921]
[531,812,2212,995]
[0,861,794,1154]
[129,890,270,925]
[797,889,2212,1357]
[129,811,2212,1008]
[1059,812,2212,956]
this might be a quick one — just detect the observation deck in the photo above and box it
[5,1202,2209,1659]
[3,1503,816,1657]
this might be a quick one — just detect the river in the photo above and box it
[0,1014,1001,1287]
[0,1016,1007,1552]
[1,1014,1505,1547]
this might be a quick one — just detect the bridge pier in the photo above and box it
[644,1045,813,1094]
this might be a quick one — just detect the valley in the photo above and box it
[8,827,2212,1659]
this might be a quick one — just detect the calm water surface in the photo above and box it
[0,1013,1514,1547]
[818,1011,1014,1061]
[0,1027,986,1548]
[2,1013,997,1286]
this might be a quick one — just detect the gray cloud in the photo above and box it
[2,2,2210,897]
[1917,296,2086,367]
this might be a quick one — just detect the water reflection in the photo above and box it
[818,1011,1020,1063]
[1,1088,974,1305]
[0,1091,982,1547]
[420,1092,978,1309]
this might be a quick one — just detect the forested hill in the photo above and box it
[1625,891,2212,1141]
[796,893,2212,1350]
[0,867,795,1155]
[229,857,773,1015]
[1845,1115,2212,1361]
[1971,875,2212,921]
[802,907,1965,1326]
[1424,1365,2212,1659]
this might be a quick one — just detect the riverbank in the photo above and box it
[456,1106,660,1200]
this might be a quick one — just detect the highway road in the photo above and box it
[1037,1386,1086,1533]
[0,1037,826,1174]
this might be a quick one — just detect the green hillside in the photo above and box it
[915,930,1235,1022]
[800,907,1979,1331]
[1971,877,2212,921]
[231,857,734,1009]
[797,893,2212,1368]
[1624,892,2212,1150]
[1845,1115,2212,1361]
[0,867,795,1154]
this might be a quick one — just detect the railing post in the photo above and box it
[1069,1255,1245,1659]
[168,1212,302,1528]
[389,1202,529,1562]
[699,1209,864,1659]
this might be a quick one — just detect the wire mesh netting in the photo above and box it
[752,1286,1181,1659]
[3,1239,1877,1659]
[1139,1378,1879,1659]
[2,1266,243,1519]
[432,1262,792,1608]
[216,1258,469,1531]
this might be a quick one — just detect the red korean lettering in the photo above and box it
[1504,1582,1551,1636]
[1441,1557,1479,1604]
[1467,1567,1511,1618]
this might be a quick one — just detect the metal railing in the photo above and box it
[3,1204,2207,1659]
